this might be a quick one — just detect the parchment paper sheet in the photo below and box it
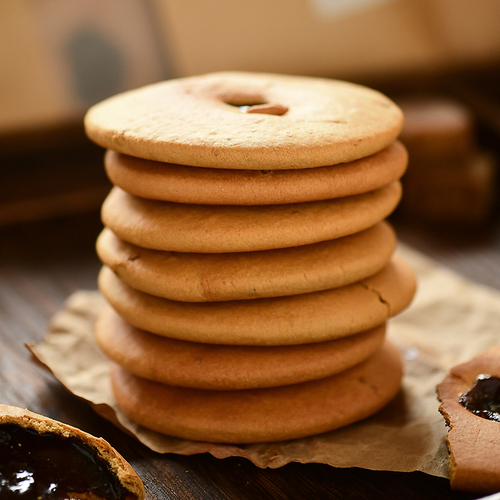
[29,244,500,477]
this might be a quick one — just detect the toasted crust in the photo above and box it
[96,222,397,302]
[0,404,144,500]
[95,306,386,390]
[101,182,402,253]
[103,141,407,205]
[437,346,500,494]
[84,72,403,169]
[98,256,416,346]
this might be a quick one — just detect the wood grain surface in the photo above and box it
[1,210,494,500]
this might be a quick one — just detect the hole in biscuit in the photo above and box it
[243,103,288,115]
[235,103,265,112]
[226,101,288,116]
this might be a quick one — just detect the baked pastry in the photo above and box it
[0,404,144,500]
[103,140,407,205]
[111,340,403,443]
[97,256,416,346]
[96,221,397,302]
[84,71,404,169]
[437,346,500,494]
[83,71,414,444]
[101,182,402,253]
[95,306,386,390]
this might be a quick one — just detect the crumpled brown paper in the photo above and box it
[28,244,500,476]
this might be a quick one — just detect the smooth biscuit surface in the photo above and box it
[96,222,397,302]
[98,256,416,345]
[95,306,386,390]
[101,182,402,253]
[110,340,403,443]
[103,141,407,205]
[85,72,404,169]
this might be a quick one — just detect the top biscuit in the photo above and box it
[84,72,403,169]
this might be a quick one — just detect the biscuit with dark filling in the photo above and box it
[0,404,144,500]
[437,346,500,494]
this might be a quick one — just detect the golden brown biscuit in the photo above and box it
[437,346,500,494]
[103,141,407,205]
[84,72,403,170]
[96,222,397,302]
[101,182,402,253]
[110,340,403,443]
[0,404,144,500]
[97,256,416,345]
[95,306,386,390]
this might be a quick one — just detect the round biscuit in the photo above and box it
[97,256,416,346]
[84,72,404,170]
[101,182,402,253]
[103,141,407,205]
[95,306,386,390]
[110,340,403,443]
[437,346,500,494]
[96,222,397,302]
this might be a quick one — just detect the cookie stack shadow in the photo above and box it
[85,72,417,444]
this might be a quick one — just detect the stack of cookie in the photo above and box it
[84,72,416,444]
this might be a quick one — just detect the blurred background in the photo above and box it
[1,0,500,230]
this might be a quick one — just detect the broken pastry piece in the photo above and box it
[437,346,500,494]
[0,404,144,500]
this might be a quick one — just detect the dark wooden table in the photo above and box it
[1,209,498,500]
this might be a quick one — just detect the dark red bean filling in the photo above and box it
[458,374,500,422]
[0,424,133,499]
